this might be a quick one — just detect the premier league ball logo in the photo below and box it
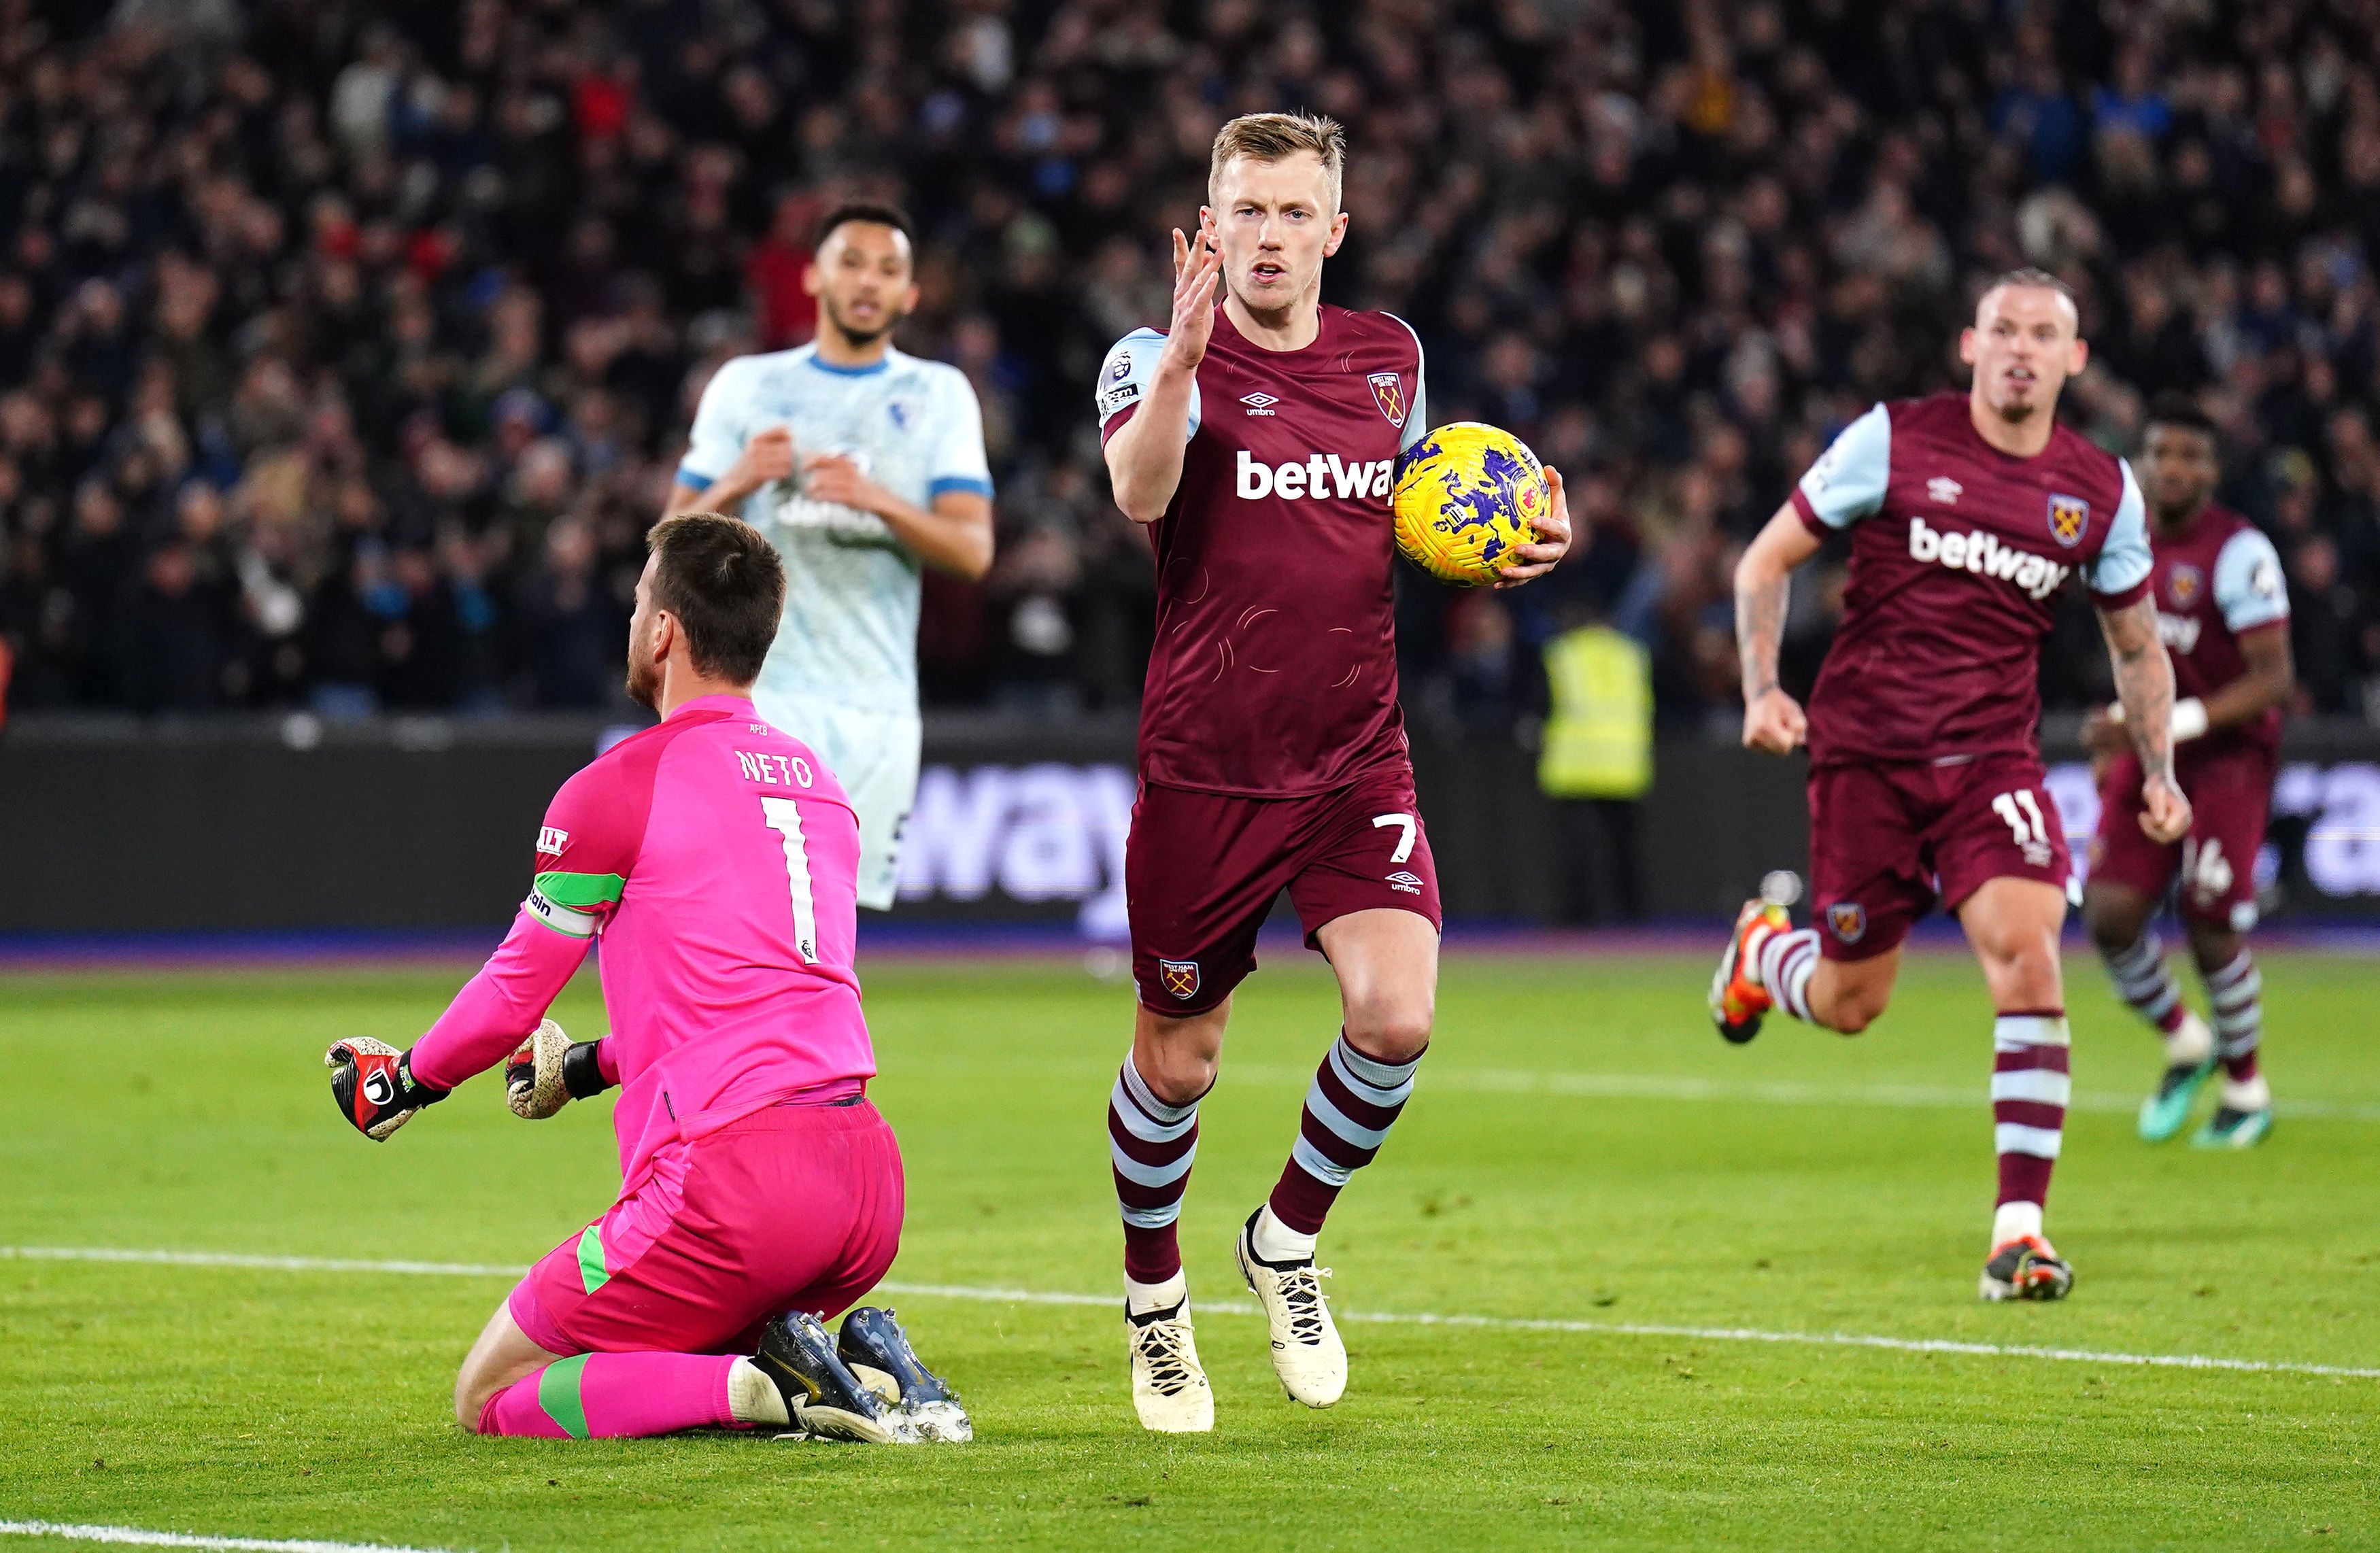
[1158,959,1200,1000]
[2046,493,2090,548]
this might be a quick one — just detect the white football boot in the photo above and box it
[1127,1301,1214,1433]
[1235,1208,1346,1407]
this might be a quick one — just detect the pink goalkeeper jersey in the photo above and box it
[410,694,873,1192]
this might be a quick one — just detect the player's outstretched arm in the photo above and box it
[405,907,598,1095]
[1106,217,1223,524]
[2097,594,2193,842]
[1734,502,1822,755]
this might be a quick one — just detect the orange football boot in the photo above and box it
[1709,898,1790,1044]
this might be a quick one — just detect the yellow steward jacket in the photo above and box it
[1538,625,1652,800]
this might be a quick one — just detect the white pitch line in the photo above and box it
[11,1247,2376,1381]
[0,1246,522,1277]
[0,1522,455,1553]
[1221,1064,2380,1122]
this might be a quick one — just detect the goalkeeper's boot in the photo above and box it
[837,1306,972,1443]
[1979,1235,2075,1301]
[1126,1299,1214,1433]
[753,1310,915,1444]
[2194,1075,2274,1149]
[1235,1208,1345,1407]
[1710,898,1791,1045]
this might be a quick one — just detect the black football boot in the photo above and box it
[838,1306,973,1442]
[753,1310,911,1443]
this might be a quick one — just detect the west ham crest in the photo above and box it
[2046,493,2089,548]
[1368,372,1407,428]
[2166,562,2204,609]
[1827,902,1867,943]
[1158,959,1201,1000]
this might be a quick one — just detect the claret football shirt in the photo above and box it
[1790,393,2154,766]
[1098,305,1429,796]
[2145,502,2290,757]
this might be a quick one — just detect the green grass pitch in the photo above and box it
[2,947,2377,1550]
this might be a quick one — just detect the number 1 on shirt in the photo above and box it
[759,796,819,963]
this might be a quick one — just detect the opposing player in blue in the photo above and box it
[664,203,994,910]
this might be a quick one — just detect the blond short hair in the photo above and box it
[1208,112,1346,211]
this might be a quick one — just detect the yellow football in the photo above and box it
[1391,422,1550,586]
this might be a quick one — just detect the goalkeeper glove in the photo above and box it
[325,1037,448,1141]
[504,1019,615,1119]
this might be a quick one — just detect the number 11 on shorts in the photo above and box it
[1991,789,2054,868]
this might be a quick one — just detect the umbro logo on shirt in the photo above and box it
[1927,476,1962,505]
[1240,392,1280,416]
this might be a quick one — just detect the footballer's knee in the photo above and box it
[2185,919,2243,973]
[1826,1002,1878,1036]
[1809,953,1895,1035]
[1959,881,2067,1008]
[1818,981,1888,1034]
[2082,885,2150,953]
[455,1373,495,1433]
[454,1299,557,1432]
[1977,939,2064,1012]
[1133,1001,1228,1105]
[454,1352,517,1432]
[1342,997,1433,1063]
[1138,1047,1218,1106]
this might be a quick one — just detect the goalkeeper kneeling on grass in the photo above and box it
[324,512,968,1445]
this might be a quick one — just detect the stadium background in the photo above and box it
[2,0,2379,932]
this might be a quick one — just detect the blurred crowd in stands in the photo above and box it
[1,0,2378,732]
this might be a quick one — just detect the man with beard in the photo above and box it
[662,205,994,912]
[324,513,968,1444]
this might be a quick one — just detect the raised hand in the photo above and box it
[1161,215,1225,375]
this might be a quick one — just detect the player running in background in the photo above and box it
[324,513,966,1445]
[663,204,993,912]
[2083,394,2293,1148]
[1710,269,2190,1301]
[1097,113,1571,1431]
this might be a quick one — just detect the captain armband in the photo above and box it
[523,870,626,937]
[524,886,598,937]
